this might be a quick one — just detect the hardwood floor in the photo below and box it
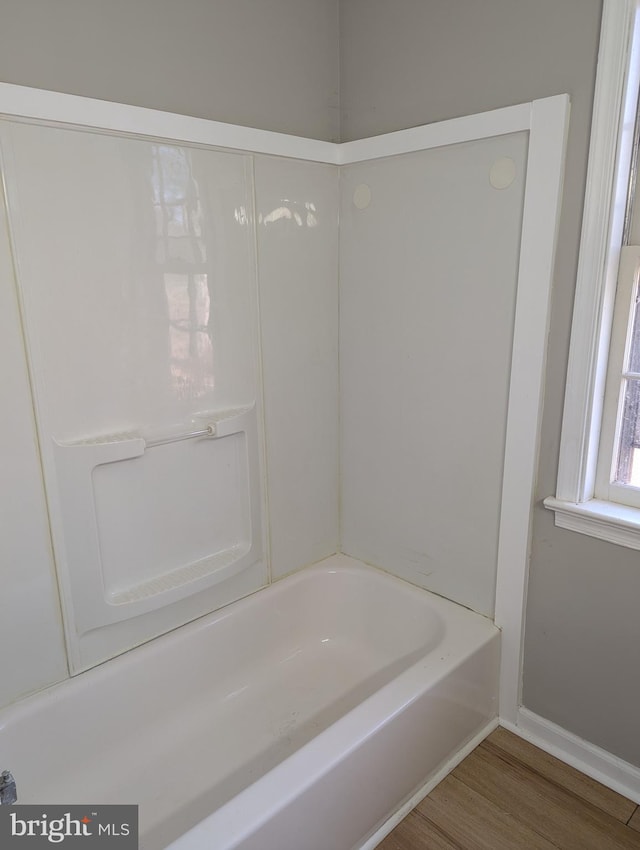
[378,727,640,849]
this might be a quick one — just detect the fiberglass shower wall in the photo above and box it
[0,108,528,688]
[0,120,339,677]
[339,133,528,617]
[0,122,267,672]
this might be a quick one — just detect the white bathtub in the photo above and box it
[0,554,500,849]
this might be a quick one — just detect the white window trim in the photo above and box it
[596,245,640,508]
[545,0,640,545]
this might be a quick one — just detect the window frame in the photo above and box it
[595,245,640,507]
[545,0,640,548]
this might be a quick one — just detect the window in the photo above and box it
[597,245,640,505]
[545,0,640,548]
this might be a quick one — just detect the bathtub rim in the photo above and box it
[0,553,495,730]
[164,650,499,850]
[160,555,499,850]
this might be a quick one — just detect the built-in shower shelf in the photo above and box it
[109,543,252,605]
[49,404,263,640]
[59,406,255,450]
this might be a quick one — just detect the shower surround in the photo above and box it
[0,83,568,848]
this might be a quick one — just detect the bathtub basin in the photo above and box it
[0,554,500,849]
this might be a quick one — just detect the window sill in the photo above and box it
[544,496,640,550]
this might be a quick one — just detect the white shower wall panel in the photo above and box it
[339,133,528,616]
[1,124,259,438]
[0,174,68,707]
[0,118,342,680]
[254,156,339,578]
[0,121,268,671]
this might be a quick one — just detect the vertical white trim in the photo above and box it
[555,0,639,503]
[495,96,570,724]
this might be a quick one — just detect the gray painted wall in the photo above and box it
[0,0,340,141]
[342,0,640,770]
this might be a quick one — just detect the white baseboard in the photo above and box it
[501,707,640,804]
[359,708,640,850]
[359,716,500,850]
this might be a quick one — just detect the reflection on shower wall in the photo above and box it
[0,122,266,672]
[152,143,215,399]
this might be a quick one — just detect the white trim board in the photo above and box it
[0,82,570,749]
[2,81,533,164]
[503,709,640,804]
[494,94,570,724]
[0,82,338,164]
[336,101,531,163]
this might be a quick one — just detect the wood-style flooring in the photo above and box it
[378,727,640,849]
